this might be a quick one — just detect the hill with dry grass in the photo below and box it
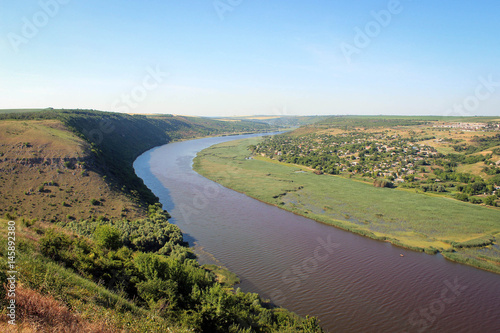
[0,110,325,332]
[0,109,274,223]
[0,119,145,223]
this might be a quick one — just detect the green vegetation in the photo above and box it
[193,136,500,274]
[221,115,331,128]
[0,110,324,332]
[0,110,277,223]
[315,115,500,130]
[203,264,241,286]
[1,213,324,332]
[252,121,500,207]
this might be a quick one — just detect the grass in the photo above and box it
[0,109,46,114]
[202,264,240,286]
[193,137,500,274]
[456,161,491,179]
[0,219,188,332]
[0,112,326,332]
[0,119,145,222]
[0,284,114,332]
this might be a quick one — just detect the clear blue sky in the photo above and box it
[1,0,499,117]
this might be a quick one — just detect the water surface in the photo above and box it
[134,134,500,333]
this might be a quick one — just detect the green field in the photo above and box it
[193,137,500,274]
[0,108,47,114]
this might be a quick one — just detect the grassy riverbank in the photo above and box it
[193,137,500,274]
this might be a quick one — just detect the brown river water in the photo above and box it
[133,134,500,333]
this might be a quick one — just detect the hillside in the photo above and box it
[0,110,325,332]
[218,115,331,128]
[0,109,275,217]
[0,119,145,222]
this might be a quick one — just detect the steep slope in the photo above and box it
[0,119,145,222]
[1,109,274,208]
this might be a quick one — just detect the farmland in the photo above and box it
[193,118,500,274]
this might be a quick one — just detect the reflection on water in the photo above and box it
[134,134,500,333]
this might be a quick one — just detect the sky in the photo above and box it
[1,0,499,117]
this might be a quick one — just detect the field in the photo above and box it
[193,137,500,273]
[0,108,45,114]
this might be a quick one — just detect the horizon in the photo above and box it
[1,1,499,117]
[1,107,500,119]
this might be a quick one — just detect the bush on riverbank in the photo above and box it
[1,217,325,332]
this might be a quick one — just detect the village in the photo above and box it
[253,126,500,206]
[433,122,500,131]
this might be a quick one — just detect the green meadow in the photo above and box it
[193,138,500,274]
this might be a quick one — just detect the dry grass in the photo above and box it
[0,119,144,222]
[0,285,115,333]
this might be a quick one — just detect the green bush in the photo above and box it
[483,195,497,206]
[39,229,71,261]
[18,222,326,332]
[94,225,122,250]
[469,196,483,204]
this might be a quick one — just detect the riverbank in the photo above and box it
[193,137,500,274]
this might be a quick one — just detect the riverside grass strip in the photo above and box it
[193,137,500,274]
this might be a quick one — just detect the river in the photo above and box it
[133,133,500,333]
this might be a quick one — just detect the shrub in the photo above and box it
[469,196,482,204]
[39,229,71,261]
[483,195,497,206]
[94,225,122,250]
[63,161,75,169]
[374,179,393,188]
[90,199,100,206]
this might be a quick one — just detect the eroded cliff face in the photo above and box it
[0,119,144,222]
